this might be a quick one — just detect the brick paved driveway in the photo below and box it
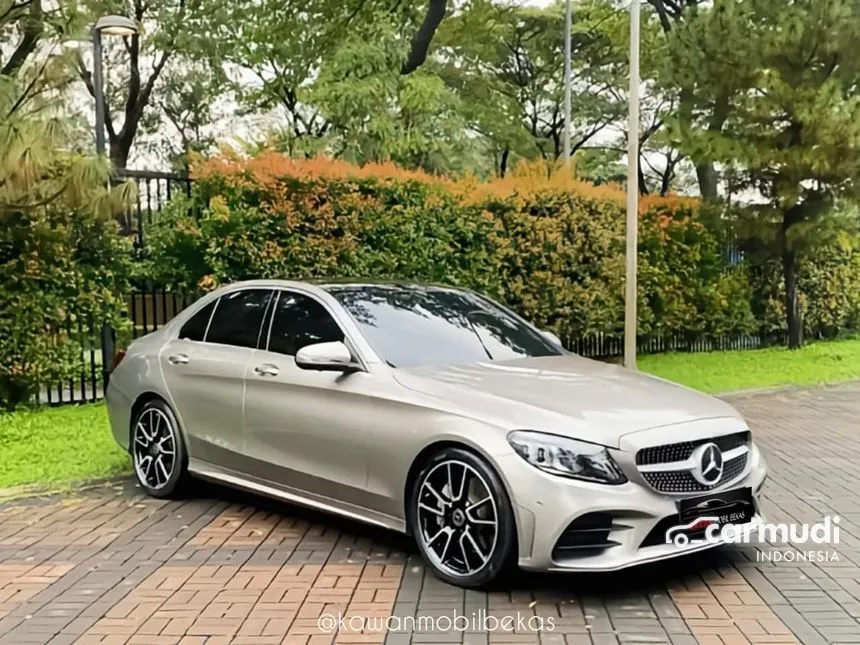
[2,383,860,645]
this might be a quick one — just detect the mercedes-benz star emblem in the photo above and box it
[691,442,724,485]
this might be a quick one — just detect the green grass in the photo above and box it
[640,338,860,394]
[0,403,130,490]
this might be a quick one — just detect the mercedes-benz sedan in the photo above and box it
[106,280,767,587]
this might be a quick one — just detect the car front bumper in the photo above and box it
[495,435,768,573]
[105,378,133,452]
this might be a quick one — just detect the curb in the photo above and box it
[717,383,801,399]
[718,378,860,400]
[0,474,130,503]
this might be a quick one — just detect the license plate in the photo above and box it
[678,487,754,528]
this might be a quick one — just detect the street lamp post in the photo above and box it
[91,15,137,388]
[91,15,138,157]
[624,0,641,369]
[562,0,572,165]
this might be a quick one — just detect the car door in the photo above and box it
[160,288,273,468]
[242,289,373,510]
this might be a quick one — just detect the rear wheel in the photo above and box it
[409,447,517,588]
[131,399,188,498]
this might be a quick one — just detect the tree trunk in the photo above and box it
[110,137,132,169]
[660,170,671,196]
[499,146,510,178]
[1,0,43,77]
[695,162,718,201]
[782,246,803,349]
[695,92,730,202]
[638,160,649,195]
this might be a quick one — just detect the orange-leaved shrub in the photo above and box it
[144,153,757,343]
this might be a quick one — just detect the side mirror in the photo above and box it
[295,341,361,373]
[541,330,563,347]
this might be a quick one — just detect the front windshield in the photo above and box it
[324,285,563,368]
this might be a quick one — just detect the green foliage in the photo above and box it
[76,0,225,167]
[1,12,133,410]
[144,154,756,345]
[749,243,860,340]
[437,0,630,171]
[0,197,132,410]
[653,0,860,345]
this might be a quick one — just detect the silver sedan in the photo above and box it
[106,280,767,588]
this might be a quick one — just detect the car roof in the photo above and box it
[215,278,466,292]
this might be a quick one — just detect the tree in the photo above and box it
[1,1,132,409]
[714,0,860,348]
[402,0,448,75]
[206,0,454,159]
[573,148,625,185]
[155,60,226,171]
[2,0,45,76]
[308,12,481,172]
[438,0,628,176]
[75,0,216,168]
[647,0,756,200]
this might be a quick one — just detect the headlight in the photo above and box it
[507,430,627,485]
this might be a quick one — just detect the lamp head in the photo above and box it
[94,15,138,37]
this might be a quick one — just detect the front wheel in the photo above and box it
[409,447,517,588]
[131,399,188,498]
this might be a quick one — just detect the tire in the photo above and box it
[408,447,517,588]
[130,399,189,499]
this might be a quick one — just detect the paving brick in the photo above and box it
[2,384,860,643]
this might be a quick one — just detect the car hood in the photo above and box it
[393,355,744,448]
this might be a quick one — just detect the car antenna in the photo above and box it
[464,311,493,361]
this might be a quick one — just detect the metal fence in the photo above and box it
[34,168,760,406]
[34,168,193,406]
[34,290,198,407]
[116,168,192,250]
[567,332,764,360]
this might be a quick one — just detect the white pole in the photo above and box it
[624,0,641,369]
[563,0,572,165]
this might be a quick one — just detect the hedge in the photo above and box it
[142,153,858,346]
[1,198,131,410]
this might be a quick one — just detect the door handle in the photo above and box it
[168,353,189,365]
[254,363,279,377]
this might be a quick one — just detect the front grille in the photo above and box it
[636,432,750,466]
[551,512,621,561]
[635,432,751,494]
[641,454,748,493]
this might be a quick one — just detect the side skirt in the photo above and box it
[188,458,407,534]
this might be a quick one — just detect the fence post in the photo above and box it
[100,322,116,389]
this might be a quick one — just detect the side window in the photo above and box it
[178,300,216,341]
[206,289,273,349]
[267,291,345,357]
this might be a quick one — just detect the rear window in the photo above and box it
[178,300,216,341]
[205,289,273,349]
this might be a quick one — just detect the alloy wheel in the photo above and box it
[415,459,499,578]
[132,407,177,490]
